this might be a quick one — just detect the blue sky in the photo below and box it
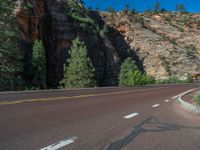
[83,0,200,12]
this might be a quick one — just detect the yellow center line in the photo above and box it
[0,90,136,106]
[0,87,163,106]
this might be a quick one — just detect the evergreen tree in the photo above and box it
[32,40,47,89]
[0,0,23,90]
[124,3,130,13]
[160,8,167,13]
[145,7,152,14]
[176,4,186,13]
[119,57,138,86]
[106,6,116,14]
[154,2,160,14]
[60,38,96,88]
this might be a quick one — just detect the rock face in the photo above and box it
[16,1,200,87]
[16,0,119,87]
[101,12,200,79]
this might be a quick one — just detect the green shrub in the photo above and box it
[178,27,184,32]
[156,76,190,84]
[134,15,143,23]
[119,57,138,86]
[126,70,155,86]
[119,58,155,86]
[70,12,95,25]
[194,92,200,105]
[62,0,95,26]
[95,24,109,38]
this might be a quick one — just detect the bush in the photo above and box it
[119,58,155,86]
[70,12,95,25]
[63,0,95,26]
[134,15,143,23]
[156,76,190,84]
[126,70,155,86]
[194,92,200,105]
[119,57,138,86]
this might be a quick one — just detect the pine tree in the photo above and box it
[0,0,23,90]
[60,38,96,88]
[124,4,130,13]
[154,2,160,14]
[145,7,152,14]
[32,40,47,89]
[119,57,138,86]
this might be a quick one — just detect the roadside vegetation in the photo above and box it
[194,92,200,106]
[32,40,47,89]
[0,0,195,91]
[60,38,96,88]
[119,58,155,86]
[0,0,23,91]
[156,76,192,84]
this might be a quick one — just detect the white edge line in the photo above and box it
[124,113,139,119]
[172,88,196,99]
[152,104,160,108]
[40,137,77,150]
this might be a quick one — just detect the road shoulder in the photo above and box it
[177,88,200,114]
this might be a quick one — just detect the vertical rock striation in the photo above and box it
[16,0,120,87]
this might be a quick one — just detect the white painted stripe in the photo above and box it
[124,113,139,119]
[165,100,169,102]
[172,89,196,99]
[40,137,77,150]
[152,104,160,108]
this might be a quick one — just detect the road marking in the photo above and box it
[165,100,169,102]
[40,137,76,150]
[152,104,160,108]
[0,87,164,106]
[124,113,139,119]
[172,89,196,99]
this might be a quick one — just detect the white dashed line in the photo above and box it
[152,104,160,108]
[165,100,169,102]
[40,137,77,150]
[124,113,139,119]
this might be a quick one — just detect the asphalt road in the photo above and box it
[0,84,200,150]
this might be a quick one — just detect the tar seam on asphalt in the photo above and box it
[106,116,200,150]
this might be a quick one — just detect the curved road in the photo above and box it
[0,84,200,150]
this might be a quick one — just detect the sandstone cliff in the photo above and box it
[102,12,200,80]
[16,0,118,87]
[15,0,200,87]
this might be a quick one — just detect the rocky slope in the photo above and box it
[15,0,200,87]
[101,12,200,80]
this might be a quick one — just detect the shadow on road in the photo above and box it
[107,116,200,150]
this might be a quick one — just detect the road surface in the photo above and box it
[0,84,200,150]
